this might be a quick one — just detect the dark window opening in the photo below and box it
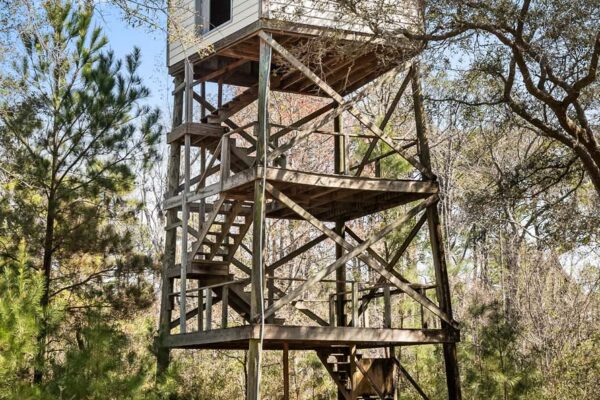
[209,0,231,30]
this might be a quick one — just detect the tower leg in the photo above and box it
[283,343,290,400]
[247,31,272,400]
[412,61,462,400]
[157,75,184,379]
[334,110,348,400]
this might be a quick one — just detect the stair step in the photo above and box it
[196,251,228,258]
[203,240,236,247]
[167,261,229,278]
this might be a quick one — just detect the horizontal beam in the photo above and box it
[162,325,459,349]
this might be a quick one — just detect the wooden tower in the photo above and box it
[158,1,462,399]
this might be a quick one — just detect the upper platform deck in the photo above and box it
[168,0,424,95]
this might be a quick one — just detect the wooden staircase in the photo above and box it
[204,86,259,124]
[318,349,399,399]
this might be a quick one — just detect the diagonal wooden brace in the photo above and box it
[353,355,386,400]
[263,183,457,328]
[258,32,433,179]
[189,195,226,260]
[355,67,414,177]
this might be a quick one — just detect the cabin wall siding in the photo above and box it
[169,0,260,67]
[168,0,422,68]
[268,0,421,33]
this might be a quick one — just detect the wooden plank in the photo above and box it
[167,122,225,145]
[195,57,249,83]
[263,167,438,194]
[163,325,457,349]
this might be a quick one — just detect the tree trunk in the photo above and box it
[33,193,56,384]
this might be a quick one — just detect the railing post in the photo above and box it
[329,294,336,327]
[220,135,231,190]
[352,283,358,328]
[384,284,392,328]
[420,288,428,329]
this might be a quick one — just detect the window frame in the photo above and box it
[196,0,234,35]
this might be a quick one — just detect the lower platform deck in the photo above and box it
[163,325,459,351]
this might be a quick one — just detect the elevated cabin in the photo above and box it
[168,0,424,95]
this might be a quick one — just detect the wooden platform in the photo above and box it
[217,167,438,221]
[170,20,422,97]
[163,325,459,350]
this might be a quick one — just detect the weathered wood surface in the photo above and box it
[162,325,458,349]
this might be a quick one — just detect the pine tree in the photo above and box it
[0,243,46,399]
[0,0,161,383]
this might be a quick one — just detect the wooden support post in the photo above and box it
[334,109,347,336]
[222,286,229,328]
[218,78,223,108]
[205,288,212,331]
[179,132,191,333]
[283,343,290,400]
[247,31,272,400]
[200,82,206,119]
[412,61,462,400]
[179,60,194,333]
[157,74,184,378]
[334,107,348,400]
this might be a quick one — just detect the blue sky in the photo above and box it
[95,7,172,117]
